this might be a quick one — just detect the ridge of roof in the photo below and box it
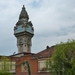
[9,52,35,57]
[32,45,55,59]
[36,45,55,55]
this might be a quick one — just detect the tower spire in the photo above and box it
[14,5,34,53]
[19,5,29,20]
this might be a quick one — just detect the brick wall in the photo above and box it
[16,55,38,74]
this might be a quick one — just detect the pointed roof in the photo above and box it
[19,5,29,20]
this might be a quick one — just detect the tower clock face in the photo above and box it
[14,25,24,33]
[26,25,33,34]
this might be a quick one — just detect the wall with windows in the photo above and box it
[0,61,16,73]
[16,56,38,74]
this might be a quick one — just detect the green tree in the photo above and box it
[0,56,12,75]
[46,39,75,75]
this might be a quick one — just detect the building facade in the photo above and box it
[13,5,54,75]
[0,5,54,75]
[13,46,54,75]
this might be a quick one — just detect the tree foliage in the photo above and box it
[0,71,12,75]
[0,56,12,75]
[46,39,75,75]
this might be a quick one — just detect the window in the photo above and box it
[38,60,46,72]
[11,62,16,70]
[19,38,23,44]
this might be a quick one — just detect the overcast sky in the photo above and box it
[0,0,75,55]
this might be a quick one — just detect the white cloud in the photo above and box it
[0,0,75,55]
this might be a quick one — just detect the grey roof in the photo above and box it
[19,5,29,20]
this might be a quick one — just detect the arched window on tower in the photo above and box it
[19,38,23,44]
[20,45,23,53]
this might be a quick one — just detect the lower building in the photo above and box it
[9,46,54,75]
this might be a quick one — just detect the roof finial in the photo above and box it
[46,45,50,49]
[22,5,25,9]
